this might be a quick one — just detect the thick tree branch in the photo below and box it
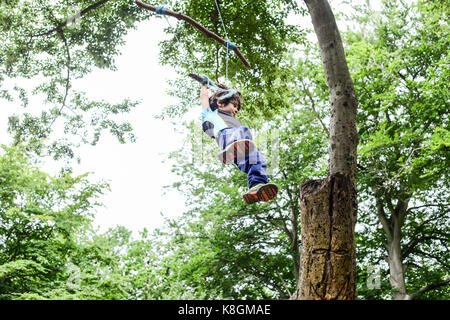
[409,278,450,299]
[135,0,250,67]
[373,188,392,242]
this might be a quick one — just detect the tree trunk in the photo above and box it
[294,0,358,300]
[387,228,408,300]
[386,198,410,300]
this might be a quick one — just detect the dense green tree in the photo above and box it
[344,0,449,300]
[160,0,449,300]
[0,144,108,299]
[158,91,328,298]
[153,0,306,121]
[1,0,305,159]
[1,0,448,301]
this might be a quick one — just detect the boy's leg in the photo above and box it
[235,138,278,204]
[238,148,277,204]
[217,127,255,164]
[236,149,268,188]
[217,127,278,204]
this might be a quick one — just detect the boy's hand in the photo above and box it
[200,84,209,95]
[200,84,210,109]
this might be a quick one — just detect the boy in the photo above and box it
[200,83,278,204]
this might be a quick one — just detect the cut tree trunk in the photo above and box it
[293,0,358,300]
[297,173,357,299]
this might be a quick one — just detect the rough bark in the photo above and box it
[296,174,357,299]
[294,0,358,300]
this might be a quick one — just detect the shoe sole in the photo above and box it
[257,183,278,202]
[243,183,279,204]
[218,139,256,164]
[243,191,259,204]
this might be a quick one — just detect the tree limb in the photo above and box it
[32,0,111,38]
[299,79,330,138]
[409,278,450,299]
[407,204,450,213]
[373,188,392,242]
[47,29,71,131]
[135,0,250,67]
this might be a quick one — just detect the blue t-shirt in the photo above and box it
[201,108,242,138]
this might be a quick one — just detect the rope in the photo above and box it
[155,6,166,15]
[213,0,230,40]
[213,0,232,82]
[156,4,198,73]
[155,2,237,100]
[200,75,237,101]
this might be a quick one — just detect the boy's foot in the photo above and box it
[243,183,279,204]
[217,139,256,164]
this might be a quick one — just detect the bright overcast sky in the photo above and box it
[70,19,191,235]
[71,17,198,235]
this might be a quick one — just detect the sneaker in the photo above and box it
[243,183,279,204]
[217,139,255,164]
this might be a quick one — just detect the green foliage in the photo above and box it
[0,144,109,299]
[158,93,328,298]
[1,0,449,301]
[343,0,450,299]
[0,0,148,158]
[158,0,449,300]
[345,0,449,195]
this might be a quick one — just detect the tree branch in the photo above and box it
[32,0,111,38]
[299,79,330,138]
[407,204,450,213]
[373,188,392,242]
[409,278,450,299]
[47,29,71,131]
[135,0,250,67]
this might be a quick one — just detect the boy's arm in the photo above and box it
[200,84,210,109]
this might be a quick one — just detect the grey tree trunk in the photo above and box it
[375,190,411,300]
[293,0,358,300]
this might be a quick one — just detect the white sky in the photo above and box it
[72,18,204,235]
[70,19,190,235]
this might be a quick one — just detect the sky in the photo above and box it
[70,18,190,235]
[1,17,192,236]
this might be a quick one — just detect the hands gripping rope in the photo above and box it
[190,74,237,101]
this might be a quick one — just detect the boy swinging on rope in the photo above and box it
[200,82,278,204]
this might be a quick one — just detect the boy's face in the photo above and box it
[218,101,239,117]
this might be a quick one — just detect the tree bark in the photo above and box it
[385,197,410,300]
[296,174,357,299]
[294,0,358,300]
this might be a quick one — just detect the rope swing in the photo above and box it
[135,0,250,68]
